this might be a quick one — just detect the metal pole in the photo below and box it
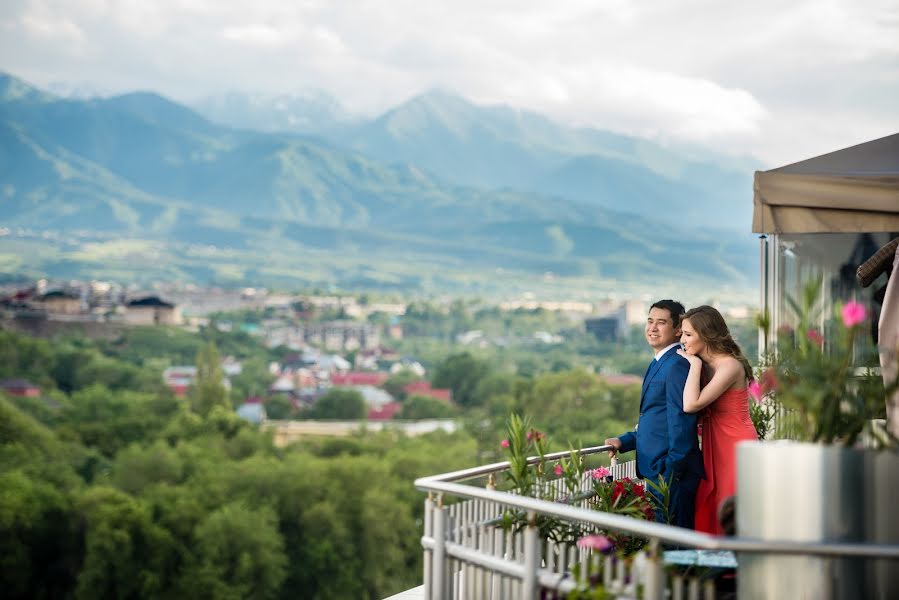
[644,538,664,600]
[424,494,434,598]
[522,511,539,600]
[432,495,446,600]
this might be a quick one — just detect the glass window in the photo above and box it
[765,232,897,363]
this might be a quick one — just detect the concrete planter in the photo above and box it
[736,441,899,599]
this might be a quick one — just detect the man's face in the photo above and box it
[645,307,680,352]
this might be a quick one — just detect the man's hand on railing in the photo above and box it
[604,437,622,458]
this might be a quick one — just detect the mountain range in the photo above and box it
[0,72,760,296]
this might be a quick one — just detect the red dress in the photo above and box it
[694,387,758,535]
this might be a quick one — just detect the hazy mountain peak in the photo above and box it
[102,91,216,133]
[191,89,354,134]
[0,72,57,103]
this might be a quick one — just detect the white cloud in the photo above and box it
[221,24,288,47]
[0,0,897,165]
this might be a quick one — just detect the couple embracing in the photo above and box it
[604,299,757,534]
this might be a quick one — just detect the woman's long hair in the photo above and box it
[683,305,754,383]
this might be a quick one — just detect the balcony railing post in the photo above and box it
[432,494,447,600]
[522,510,539,600]
[423,493,434,598]
[644,538,664,600]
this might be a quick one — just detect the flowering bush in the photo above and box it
[759,280,895,446]
[589,476,656,556]
[747,367,778,440]
[499,414,663,555]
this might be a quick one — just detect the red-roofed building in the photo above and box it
[403,381,453,402]
[1,379,41,397]
[368,401,403,421]
[331,371,389,387]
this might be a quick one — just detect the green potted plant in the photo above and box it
[737,279,898,599]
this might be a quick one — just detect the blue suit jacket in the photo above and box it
[618,347,704,485]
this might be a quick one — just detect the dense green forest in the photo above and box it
[0,325,645,598]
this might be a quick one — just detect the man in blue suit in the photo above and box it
[604,299,704,529]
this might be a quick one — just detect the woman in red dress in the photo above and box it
[676,305,758,535]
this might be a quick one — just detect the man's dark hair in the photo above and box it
[650,299,686,326]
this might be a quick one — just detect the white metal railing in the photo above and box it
[414,444,899,599]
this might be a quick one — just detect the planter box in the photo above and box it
[737,441,899,599]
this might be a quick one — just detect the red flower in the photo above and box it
[612,481,625,502]
[806,329,824,346]
[632,484,645,498]
[761,368,779,393]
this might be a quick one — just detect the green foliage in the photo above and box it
[0,330,56,387]
[0,323,659,600]
[307,388,366,420]
[760,280,894,446]
[229,356,276,404]
[112,441,184,495]
[74,486,177,599]
[63,385,181,457]
[0,469,78,599]
[432,352,492,408]
[190,343,229,417]
[382,369,422,401]
[396,395,458,419]
[180,503,287,600]
[263,395,297,420]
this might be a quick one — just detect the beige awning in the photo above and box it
[752,133,899,234]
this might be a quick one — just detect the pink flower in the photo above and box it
[577,534,614,553]
[592,467,611,479]
[554,464,563,476]
[501,439,509,448]
[761,368,779,393]
[806,329,824,346]
[841,301,867,328]
[748,380,763,403]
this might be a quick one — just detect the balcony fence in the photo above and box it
[414,444,899,599]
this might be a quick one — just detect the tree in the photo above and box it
[74,486,176,599]
[264,395,296,420]
[397,395,458,420]
[63,385,180,457]
[0,470,78,599]
[191,343,229,417]
[229,356,275,406]
[432,352,491,408]
[179,503,287,600]
[308,389,366,420]
[382,370,422,402]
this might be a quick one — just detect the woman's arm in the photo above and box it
[677,352,742,413]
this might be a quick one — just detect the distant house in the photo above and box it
[390,359,426,377]
[368,401,403,421]
[221,356,242,376]
[269,375,296,394]
[34,290,82,315]
[330,371,389,387]
[124,296,181,326]
[163,366,197,397]
[403,381,452,402]
[356,385,395,409]
[0,378,41,397]
[236,399,267,424]
[318,354,352,372]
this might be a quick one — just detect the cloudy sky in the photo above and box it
[2,0,897,166]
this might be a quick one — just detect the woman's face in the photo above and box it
[679,318,705,356]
